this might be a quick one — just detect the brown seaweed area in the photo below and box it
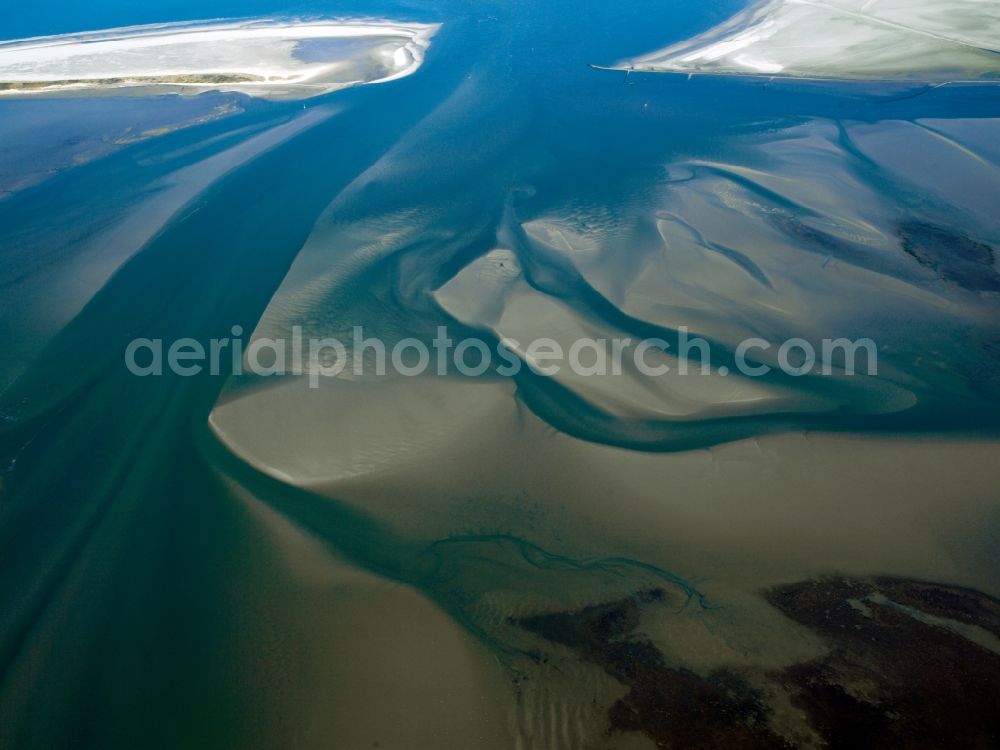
[898,221,1000,292]
[517,578,1000,749]
[0,74,266,91]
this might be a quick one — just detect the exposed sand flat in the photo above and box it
[209,374,1000,600]
[611,0,1000,80]
[0,19,439,99]
[433,248,840,421]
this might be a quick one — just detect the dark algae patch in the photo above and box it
[899,221,1000,292]
[768,577,1000,750]
[517,590,792,750]
[516,579,1000,749]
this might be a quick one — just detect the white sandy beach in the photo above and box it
[0,19,439,98]
[613,0,1000,80]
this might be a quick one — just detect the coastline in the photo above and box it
[610,0,1000,81]
[0,19,440,99]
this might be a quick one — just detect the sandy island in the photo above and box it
[0,19,439,99]
[609,0,1000,81]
